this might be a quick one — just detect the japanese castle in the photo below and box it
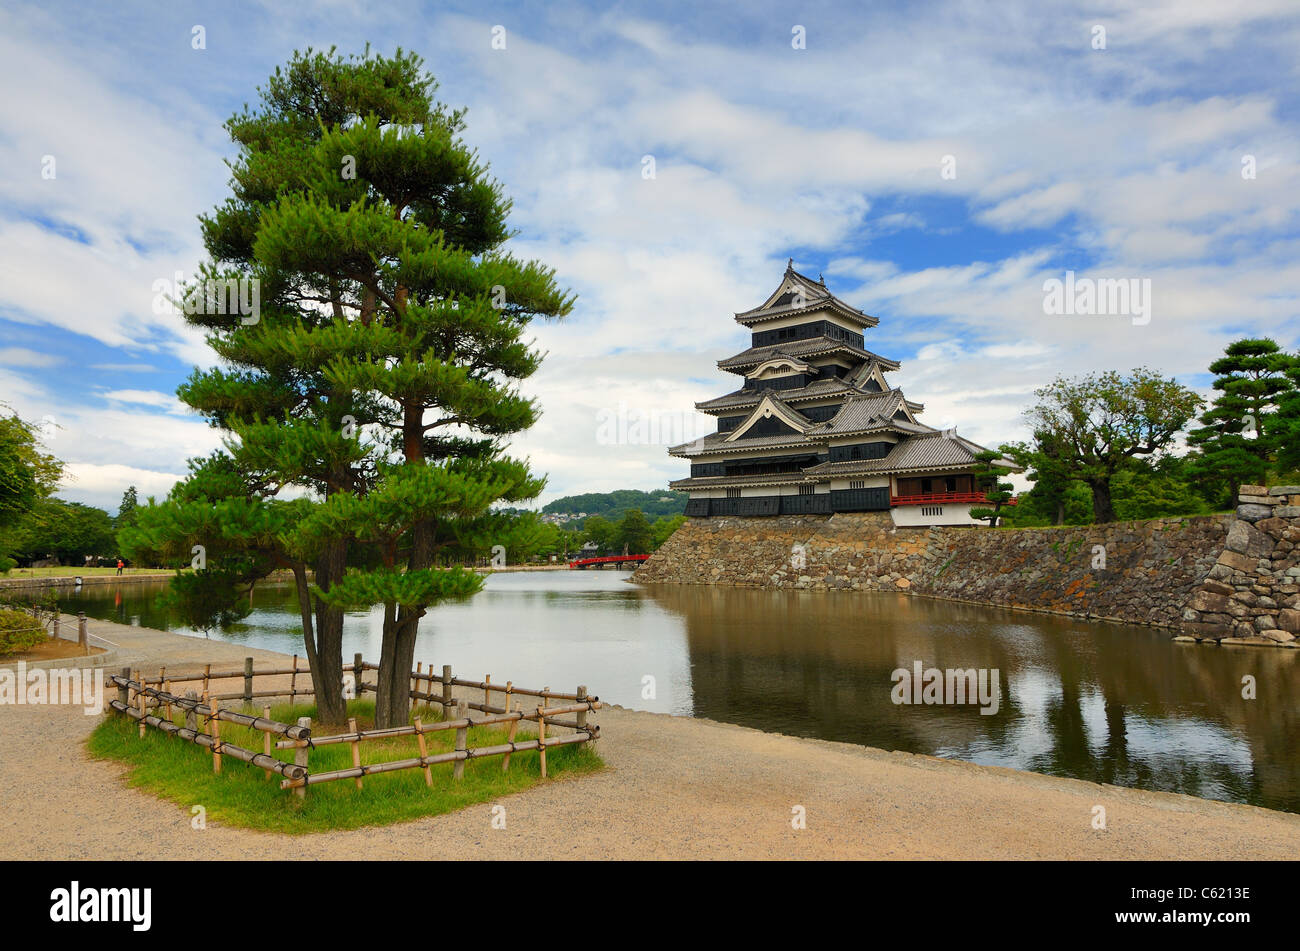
[668,261,1017,527]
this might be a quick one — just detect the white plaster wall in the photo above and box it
[890,503,983,527]
[829,475,890,491]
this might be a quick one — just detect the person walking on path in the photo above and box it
[115,558,124,576]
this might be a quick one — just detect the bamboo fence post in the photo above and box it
[414,718,432,787]
[202,663,211,699]
[505,681,512,717]
[163,679,172,723]
[290,654,298,703]
[415,662,423,705]
[262,705,273,780]
[537,705,547,779]
[116,666,130,709]
[348,717,363,791]
[78,613,87,653]
[134,668,145,738]
[502,702,519,773]
[205,693,223,775]
[243,657,254,705]
[53,614,60,641]
[576,686,588,737]
[484,674,491,712]
[441,665,452,712]
[293,717,311,799]
[453,700,468,781]
[184,690,198,731]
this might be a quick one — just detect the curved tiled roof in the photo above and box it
[668,430,817,456]
[696,377,861,412]
[718,336,901,372]
[734,265,879,328]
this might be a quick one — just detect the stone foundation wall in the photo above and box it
[634,501,1300,646]
[1180,485,1300,646]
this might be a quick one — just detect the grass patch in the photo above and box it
[1,566,174,578]
[87,699,603,834]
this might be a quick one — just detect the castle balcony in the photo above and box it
[890,492,1018,507]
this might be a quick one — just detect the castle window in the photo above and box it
[726,488,741,498]
[850,480,865,490]
[798,484,815,496]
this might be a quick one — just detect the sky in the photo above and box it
[1,0,1298,513]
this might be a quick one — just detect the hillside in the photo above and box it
[542,489,687,521]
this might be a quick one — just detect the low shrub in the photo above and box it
[0,607,47,656]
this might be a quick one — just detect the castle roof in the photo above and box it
[718,336,900,373]
[734,261,879,329]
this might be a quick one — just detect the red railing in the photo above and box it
[568,554,651,568]
[890,493,1018,507]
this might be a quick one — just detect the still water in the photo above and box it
[60,570,1300,813]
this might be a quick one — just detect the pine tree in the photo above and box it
[1185,338,1296,505]
[137,48,572,726]
[967,450,1016,527]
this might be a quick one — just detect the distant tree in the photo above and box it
[113,485,140,552]
[1001,434,1076,526]
[1111,465,1211,520]
[544,490,687,521]
[15,499,116,565]
[1023,368,1203,523]
[0,409,63,564]
[650,514,685,550]
[1185,338,1297,506]
[582,514,617,551]
[616,509,653,554]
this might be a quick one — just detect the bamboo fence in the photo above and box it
[105,657,600,797]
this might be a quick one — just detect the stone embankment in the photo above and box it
[1179,485,1300,646]
[635,493,1300,648]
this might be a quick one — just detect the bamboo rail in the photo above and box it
[107,660,600,797]
[108,700,307,781]
[272,701,601,749]
[106,674,311,738]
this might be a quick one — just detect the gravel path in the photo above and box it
[2,615,1297,860]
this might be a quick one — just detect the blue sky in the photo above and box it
[1,0,1298,512]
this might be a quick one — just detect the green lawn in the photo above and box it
[1,566,174,578]
[87,698,603,833]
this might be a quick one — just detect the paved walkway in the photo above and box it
[2,615,1297,859]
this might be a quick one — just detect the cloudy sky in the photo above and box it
[2,0,1298,512]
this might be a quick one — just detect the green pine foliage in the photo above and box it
[1184,338,1297,506]
[123,47,572,727]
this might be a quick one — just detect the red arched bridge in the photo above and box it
[568,554,650,569]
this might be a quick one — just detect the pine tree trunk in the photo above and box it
[373,519,433,729]
[374,602,399,727]
[1088,478,1117,524]
[308,541,348,725]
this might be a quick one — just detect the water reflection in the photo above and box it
[50,571,1300,813]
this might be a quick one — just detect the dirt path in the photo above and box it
[2,615,1297,860]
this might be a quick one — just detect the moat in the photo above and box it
[57,570,1300,813]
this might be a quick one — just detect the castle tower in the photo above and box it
[668,261,1018,526]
